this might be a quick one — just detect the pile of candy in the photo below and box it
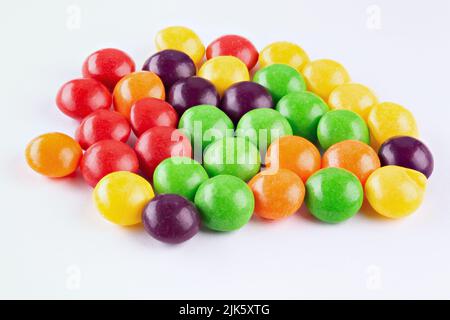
[25,26,434,244]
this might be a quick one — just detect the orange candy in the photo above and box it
[265,135,321,182]
[113,71,165,119]
[25,132,82,178]
[248,169,305,220]
[322,140,380,185]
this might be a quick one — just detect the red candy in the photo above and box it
[56,78,111,120]
[80,140,139,187]
[134,126,192,178]
[206,35,258,70]
[130,98,178,137]
[82,48,135,92]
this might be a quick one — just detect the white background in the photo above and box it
[1,0,450,299]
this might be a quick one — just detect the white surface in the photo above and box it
[1,0,450,299]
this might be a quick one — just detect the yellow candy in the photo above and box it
[302,59,351,100]
[198,56,249,95]
[365,166,427,219]
[93,171,154,226]
[259,41,310,72]
[328,83,378,120]
[155,26,205,65]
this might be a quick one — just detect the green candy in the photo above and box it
[194,175,254,231]
[276,92,329,142]
[203,137,260,181]
[253,64,306,103]
[178,104,234,152]
[306,167,363,223]
[153,157,209,201]
[317,109,370,150]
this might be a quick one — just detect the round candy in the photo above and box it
[194,175,254,232]
[93,171,154,226]
[302,59,351,100]
[142,194,200,244]
[236,108,292,150]
[113,71,165,119]
[75,109,131,150]
[317,110,370,150]
[276,92,329,142]
[153,157,208,201]
[56,78,111,120]
[135,126,192,178]
[306,167,363,223]
[203,137,261,181]
[248,169,305,220]
[198,56,250,95]
[253,64,306,103]
[206,34,259,70]
[155,26,205,65]
[322,140,380,185]
[220,81,273,124]
[129,97,178,137]
[367,102,419,148]
[265,135,321,183]
[328,83,378,120]
[178,104,234,151]
[80,140,139,187]
[168,76,220,116]
[25,132,82,178]
[142,49,196,90]
[259,41,310,72]
[378,136,433,178]
[82,48,135,91]
[365,166,427,219]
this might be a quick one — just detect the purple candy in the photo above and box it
[220,81,273,123]
[168,76,220,115]
[378,136,434,178]
[142,194,200,244]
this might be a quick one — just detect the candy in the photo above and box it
[153,157,208,201]
[113,71,165,119]
[135,126,192,178]
[203,137,261,181]
[178,104,234,152]
[142,49,196,90]
[82,48,135,91]
[322,140,380,185]
[155,26,205,65]
[194,175,254,231]
[365,166,427,218]
[306,167,363,223]
[220,81,273,124]
[93,171,154,226]
[56,79,111,120]
[25,132,82,178]
[302,59,351,100]
[276,92,328,142]
[198,56,250,95]
[168,76,220,116]
[328,83,378,120]
[265,135,321,183]
[129,97,178,137]
[259,41,310,72]
[75,109,131,150]
[317,109,370,150]
[248,169,305,220]
[142,194,200,244]
[80,140,139,187]
[378,136,433,178]
[253,64,306,103]
[206,35,258,70]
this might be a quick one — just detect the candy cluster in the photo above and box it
[25,26,434,244]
